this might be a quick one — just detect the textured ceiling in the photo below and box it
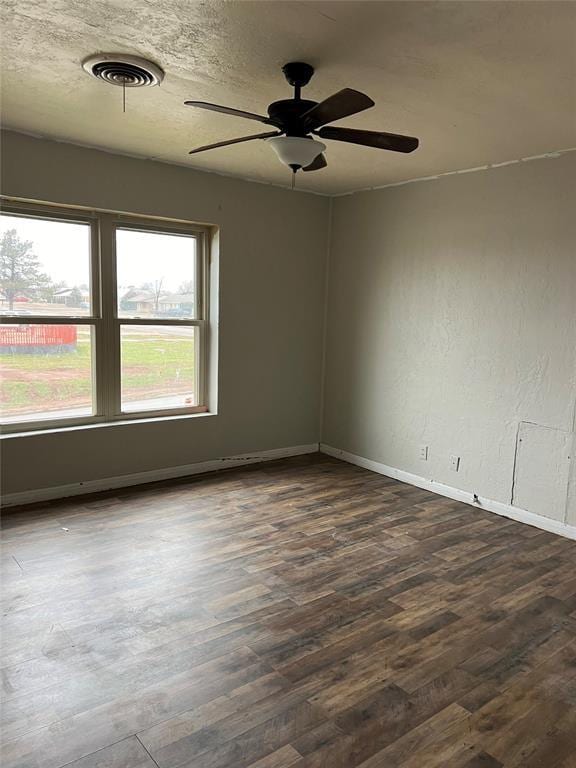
[1,1,575,195]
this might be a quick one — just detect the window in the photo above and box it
[0,203,210,432]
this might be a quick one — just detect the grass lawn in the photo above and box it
[0,328,195,417]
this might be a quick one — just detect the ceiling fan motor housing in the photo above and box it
[267,99,318,136]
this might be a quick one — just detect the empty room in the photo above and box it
[1,1,575,766]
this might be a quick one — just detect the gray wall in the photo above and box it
[323,154,576,523]
[0,131,329,495]
[3,130,574,529]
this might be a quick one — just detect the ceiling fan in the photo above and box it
[184,62,419,175]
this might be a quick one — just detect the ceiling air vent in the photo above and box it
[82,54,164,88]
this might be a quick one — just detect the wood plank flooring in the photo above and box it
[2,454,576,768]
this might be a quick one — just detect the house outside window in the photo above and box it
[0,202,212,432]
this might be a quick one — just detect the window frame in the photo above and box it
[0,201,210,434]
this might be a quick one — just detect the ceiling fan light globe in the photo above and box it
[267,136,326,170]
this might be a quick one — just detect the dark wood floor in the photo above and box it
[2,454,576,768]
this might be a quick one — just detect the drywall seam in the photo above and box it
[331,147,576,197]
[5,129,575,199]
[1,443,319,508]
[564,388,576,524]
[320,444,576,542]
[318,196,334,441]
[509,422,522,505]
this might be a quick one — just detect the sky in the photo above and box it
[0,214,196,294]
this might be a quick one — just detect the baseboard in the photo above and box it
[320,443,576,542]
[1,443,320,508]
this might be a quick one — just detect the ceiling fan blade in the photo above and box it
[317,126,419,153]
[184,101,274,125]
[301,89,374,130]
[302,153,327,172]
[188,131,281,155]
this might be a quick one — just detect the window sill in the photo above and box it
[0,410,216,439]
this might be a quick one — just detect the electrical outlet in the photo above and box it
[419,445,429,461]
[450,455,460,471]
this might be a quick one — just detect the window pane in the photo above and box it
[121,325,197,412]
[0,324,94,424]
[0,214,92,317]
[117,229,197,319]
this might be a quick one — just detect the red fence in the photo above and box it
[0,325,77,347]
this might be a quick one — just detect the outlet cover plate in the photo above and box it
[450,455,460,471]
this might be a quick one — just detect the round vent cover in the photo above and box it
[82,54,164,87]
